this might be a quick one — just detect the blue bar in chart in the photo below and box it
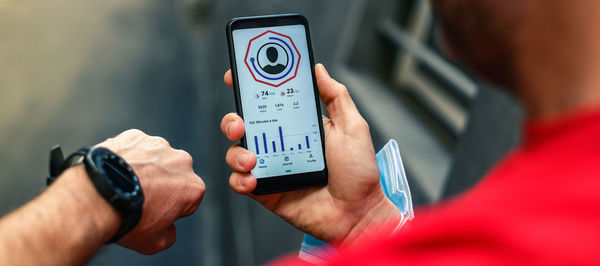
[272,141,277,153]
[305,136,310,149]
[279,126,285,151]
[254,135,260,155]
[262,133,268,153]
[298,144,302,150]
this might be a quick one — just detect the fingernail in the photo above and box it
[237,153,249,167]
[226,122,233,136]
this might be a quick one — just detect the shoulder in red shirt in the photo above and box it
[276,108,600,265]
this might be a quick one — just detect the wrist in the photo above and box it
[51,165,121,243]
[339,192,403,247]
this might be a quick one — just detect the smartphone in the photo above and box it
[226,14,328,194]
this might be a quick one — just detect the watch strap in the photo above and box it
[109,207,142,243]
[47,145,143,243]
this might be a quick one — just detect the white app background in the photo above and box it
[232,25,325,178]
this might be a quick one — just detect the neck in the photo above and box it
[513,1,600,120]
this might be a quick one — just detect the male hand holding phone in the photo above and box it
[223,14,401,246]
[221,63,402,246]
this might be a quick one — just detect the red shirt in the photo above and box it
[276,109,600,265]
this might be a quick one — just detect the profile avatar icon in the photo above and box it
[245,30,301,87]
[257,43,288,75]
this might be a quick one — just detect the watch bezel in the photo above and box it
[84,147,144,213]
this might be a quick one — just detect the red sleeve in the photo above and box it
[268,213,519,266]
[267,110,600,265]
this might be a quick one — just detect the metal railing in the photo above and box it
[332,0,478,202]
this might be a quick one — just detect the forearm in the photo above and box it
[0,165,119,265]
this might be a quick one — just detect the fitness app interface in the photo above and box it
[232,24,325,178]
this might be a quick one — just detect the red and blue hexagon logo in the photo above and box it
[244,30,301,87]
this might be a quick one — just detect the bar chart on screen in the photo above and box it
[251,125,317,155]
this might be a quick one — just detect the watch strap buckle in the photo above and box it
[47,145,90,186]
[47,145,65,186]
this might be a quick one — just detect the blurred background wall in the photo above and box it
[0,0,522,265]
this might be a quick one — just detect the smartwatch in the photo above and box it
[46,145,144,243]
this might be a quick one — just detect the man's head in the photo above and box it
[432,1,600,118]
[432,0,526,88]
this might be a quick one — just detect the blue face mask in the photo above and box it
[299,139,414,262]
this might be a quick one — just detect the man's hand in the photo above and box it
[0,129,204,265]
[97,129,205,254]
[220,64,401,246]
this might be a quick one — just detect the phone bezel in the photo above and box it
[226,14,328,195]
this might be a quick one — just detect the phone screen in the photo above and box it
[232,24,325,179]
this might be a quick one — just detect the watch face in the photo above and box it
[104,157,137,193]
[90,148,140,196]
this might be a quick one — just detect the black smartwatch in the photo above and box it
[46,145,144,243]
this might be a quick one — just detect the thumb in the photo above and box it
[315,63,362,125]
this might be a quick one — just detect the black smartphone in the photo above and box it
[226,14,328,194]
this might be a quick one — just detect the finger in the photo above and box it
[95,137,119,153]
[148,225,177,254]
[226,145,256,172]
[173,149,194,169]
[148,136,170,147]
[229,171,257,194]
[118,128,147,139]
[220,113,245,141]
[315,64,363,125]
[227,173,285,212]
[224,69,233,88]
[250,193,285,212]
[163,225,177,250]
[181,175,205,217]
